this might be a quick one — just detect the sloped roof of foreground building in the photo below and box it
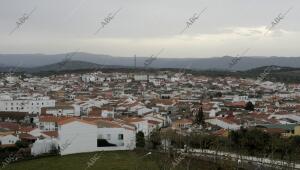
[56,117,136,131]
[94,119,136,131]
[57,117,97,126]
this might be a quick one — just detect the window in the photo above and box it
[118,134,124,140]
[107,134,111,140]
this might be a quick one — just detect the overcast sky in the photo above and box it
[0,0,299,58]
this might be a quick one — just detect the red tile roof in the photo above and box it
[225,101,246,108]
[39,116,60,123]
[57,117,96,126]
[19,126,37,133]
[148,120,161,125]
[19,133,37,140]
[42,131,58,138]
[0,122,20,131]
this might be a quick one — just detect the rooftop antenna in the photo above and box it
[134,55,137,68]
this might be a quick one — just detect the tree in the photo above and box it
[149,129,161,149]
[136,131,145,148]
[15,141,29,148]
[50,143,59,154]
[216,92,222,98]
[288,136,300,161]
[195,107,204,126]
[245,101,254,111]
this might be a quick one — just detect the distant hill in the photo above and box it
[238,66,300,83]
[30,60,106,72]
[1,53,300,71]
[0,60,130,73]
[1,59,300,83]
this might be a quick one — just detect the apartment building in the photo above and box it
[0,95,55,114]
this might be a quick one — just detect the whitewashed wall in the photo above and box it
[0,135,19,145]
[31,139,58,156]
[58,121,97,155]
[206,119,240,130]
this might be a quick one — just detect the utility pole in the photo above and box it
[134,55,137,69]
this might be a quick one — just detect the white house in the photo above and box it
[0,81,4,87]
[122,117,150,136]
[207,102,222,118]
[134,74,148,81]
[57,118,98,155]
[72,99,109,116]
[0,134,19,145]
[101,110,115,118]
[81,74,97,83]
[233,95,248,102]
[96,119,136,150]
[0,95,55,115]
[149,79,161,86]
[38,116,59,132]
[137,107,153,116]
[56,118,136,155]
[206,118,241,130]
[42,106,76,117]
[5,76,19,83]
[31,138,58,156]
[144,113,165,128]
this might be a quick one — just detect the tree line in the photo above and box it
[136,127,300,167]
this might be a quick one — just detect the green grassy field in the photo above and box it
[2,151,232,170]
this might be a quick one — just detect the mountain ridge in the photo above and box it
[1,53,300,71]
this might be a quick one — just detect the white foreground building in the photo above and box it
[57,118,97,155]
[57,118,136,155]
